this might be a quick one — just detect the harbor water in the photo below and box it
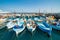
[0,27,60,40]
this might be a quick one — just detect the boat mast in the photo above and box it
[39,9,40,16]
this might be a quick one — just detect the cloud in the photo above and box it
[0,9,10,13]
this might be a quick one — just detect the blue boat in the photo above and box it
[52,25,60,30]
[13,19,25,36]
[36,22,52,36]
[49,19,60,30]
[51,22,60,30]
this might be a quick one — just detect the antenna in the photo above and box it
[39,9,40,13]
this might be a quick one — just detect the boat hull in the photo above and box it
[36,22,52,36]
[27,26,36,32]
[52,25,60,30]
[13,25,25,36]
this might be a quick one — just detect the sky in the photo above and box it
[0,0,60,13]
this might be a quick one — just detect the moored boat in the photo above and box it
[13,18,25,36]
[36,21,52,36]
[26,18,36,33]
[6,20,17,29]
[51,19,60,30]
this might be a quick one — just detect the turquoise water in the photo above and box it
[0,27,60,40]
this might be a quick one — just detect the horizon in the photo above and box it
[0,0,60,13]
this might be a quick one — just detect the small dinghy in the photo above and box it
[13,19,25,36]
[27,19,36,32]
[34,17,43,22]
[34,17,39,21]
[36,22,52,36]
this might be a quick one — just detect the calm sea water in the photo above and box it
[0,27,60,40]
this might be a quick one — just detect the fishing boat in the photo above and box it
[34,16,45,22]
[26,18,36,32]
[7,17,15,22]
[52,24,60,30]
[36,21,52,36]
[6,20,17,29]
[13,18,25,36]
[51,19,60,30]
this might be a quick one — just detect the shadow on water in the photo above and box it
[17,29,32,40]
[14,27,52,40]
[31,27,52,40]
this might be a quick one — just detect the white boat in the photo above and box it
[13,19,25,36]
[27,24,36,32]
[6,20,17,29]
[27,19,36,32]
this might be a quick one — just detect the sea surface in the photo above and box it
[0,26,60,40]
